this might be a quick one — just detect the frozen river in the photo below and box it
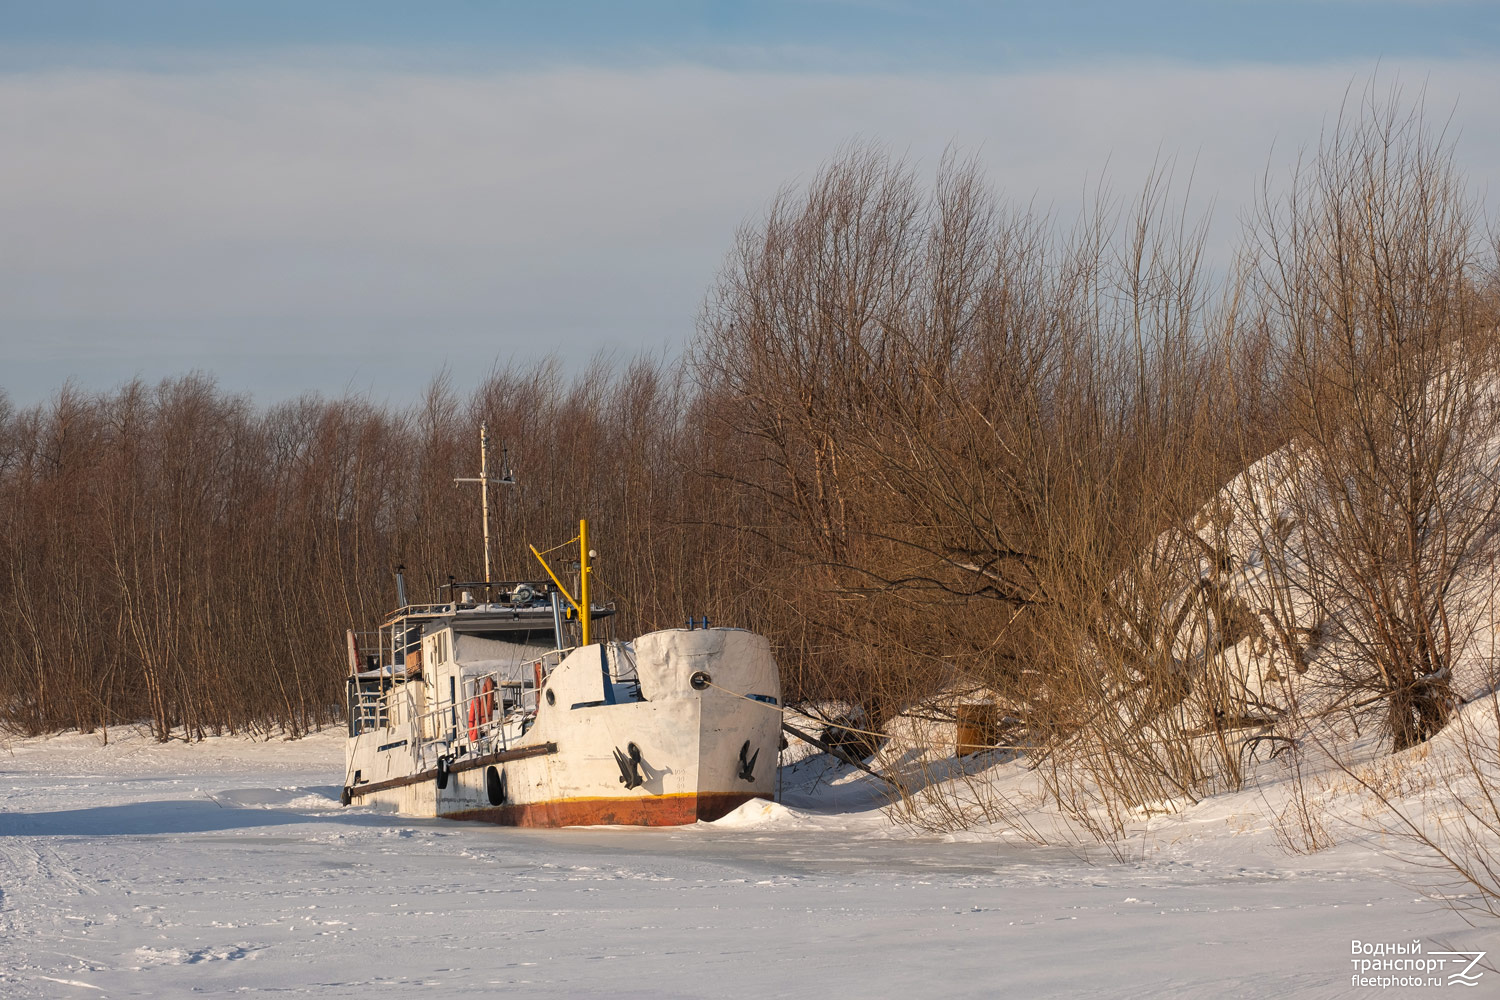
[0,730,1488,998]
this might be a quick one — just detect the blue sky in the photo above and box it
[1,3,1497,406]
[4,2,1497,67]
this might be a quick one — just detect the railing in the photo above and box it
[352,687,385,731]
[350,626,424,682]
[404,646,580,758]
[352,640,642,755]
[378,602,459,627]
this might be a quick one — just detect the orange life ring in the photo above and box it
[467,678,496,742]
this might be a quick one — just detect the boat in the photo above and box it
[339,425,783,826]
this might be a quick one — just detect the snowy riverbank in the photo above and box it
[0,726,1492,998]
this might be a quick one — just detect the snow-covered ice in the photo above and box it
[0,727,1492,998]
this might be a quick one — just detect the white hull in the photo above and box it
[344,628,781,826]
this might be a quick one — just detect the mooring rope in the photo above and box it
[700,677,1033,754]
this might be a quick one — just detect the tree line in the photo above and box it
[0,360,746,738]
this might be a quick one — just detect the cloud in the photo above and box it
[1,59,1497,403]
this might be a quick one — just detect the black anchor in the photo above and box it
[614,742,643,789]
[737,739,759,782]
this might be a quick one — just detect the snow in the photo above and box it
[1,726,1493,998]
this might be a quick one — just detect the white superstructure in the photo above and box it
[343,607,782,825]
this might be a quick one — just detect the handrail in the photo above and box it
[350,636,639,754]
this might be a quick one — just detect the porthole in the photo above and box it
[545,689,556,706]
[690,671,711,691]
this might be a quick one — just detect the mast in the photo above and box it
[479,424,491,583]
[579,518,592,647]
[529,518,595,647]
[454,423,514,592]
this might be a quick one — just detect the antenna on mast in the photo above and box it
[454,423,516,593]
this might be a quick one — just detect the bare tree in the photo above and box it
[693,144,1278,832]
[1244,90,1500,752]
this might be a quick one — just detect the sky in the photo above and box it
[2,2,1498,408]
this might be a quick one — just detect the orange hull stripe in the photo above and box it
[444,791,767,828]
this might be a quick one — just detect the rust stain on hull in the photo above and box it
[444,792,767,827]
